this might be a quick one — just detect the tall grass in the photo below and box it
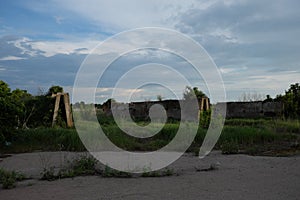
[1,118,299,153]
[225,118,300,134]
[2,128,85,153]
[220,126,280,145]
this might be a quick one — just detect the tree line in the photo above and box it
[0,81,66,143]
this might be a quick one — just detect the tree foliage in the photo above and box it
[276,83,300,118]
[0,81,15,142]
[0,80,67,143]
[0,81,10,97]
[183,86,206,101]
[47,85,63,95]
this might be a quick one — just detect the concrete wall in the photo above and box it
[102,99,203,121]
[102,99,283,120]
[216,101,283,118]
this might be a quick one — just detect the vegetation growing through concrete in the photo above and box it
[40,155,99,181]
[39,154,176,181]
[0,168,26,189]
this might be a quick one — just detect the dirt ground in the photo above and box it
[0,151,299,200]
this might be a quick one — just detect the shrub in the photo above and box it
[221,140,239,154]
[40,167,57,181]
[0,168,26,189]
[199,109,211,128]
[40,155,99,181]
[71,155,98,176]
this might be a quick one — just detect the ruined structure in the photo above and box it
[102,97,210,121]
[52,92,74,127]
[102,98,283,120]
[215,101,284,118]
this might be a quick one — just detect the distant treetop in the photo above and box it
[183,86,207,101]
[48,85,63,95]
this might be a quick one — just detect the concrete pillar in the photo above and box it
[200,97,210,111]
[52,92,74,128]
[52,94,61,127]
[63,93,74,127]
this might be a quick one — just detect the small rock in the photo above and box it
[195,161,221,172]
[210,161,221,170]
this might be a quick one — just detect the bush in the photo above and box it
[221,140,239,154]
[40,167,56,181]
[199,109,211,128]
[71,155,97,176]
[0,168,26,189]
[41,155,99,181]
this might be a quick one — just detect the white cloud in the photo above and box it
[2,0,300,102]
[23,0,201,32]
[54,16,64,24]
[65,86,145,103]
[220,66,247,74]
[29,40,98,57]
[223,69,300,100]
[4,36,99,57]
[0,56,25,61]
[210,28,239,44]
[7,37,39,57]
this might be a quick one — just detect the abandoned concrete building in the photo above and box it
[101,98,210,121]
[216,101,284,118]
[101,98,284,120]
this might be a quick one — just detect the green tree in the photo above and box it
[275,83,300,118]
[183,86,206,101]
[48,85,63,95]
[284,83,299,118]
[156,95,163,101]
[0,81,69,141]
[11,89,34,128]
[0,80,10,97]
[265,94,272,102]
[0,81,17,142]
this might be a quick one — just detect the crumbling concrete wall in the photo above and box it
[216,101,283,118]
[102,99,206,121]
[112,100,182,121]
[102,99,283,120]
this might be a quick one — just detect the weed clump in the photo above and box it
[40,155,98,181]
[0,168,26,189]
[221,140,239,154]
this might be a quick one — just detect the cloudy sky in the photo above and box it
[0,0,299,103]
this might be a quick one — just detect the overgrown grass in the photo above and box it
[220,118,299,155]
[220,126,280,145]
[1,118,299,156]
[225,118,300,134]
[1,128,86,153]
